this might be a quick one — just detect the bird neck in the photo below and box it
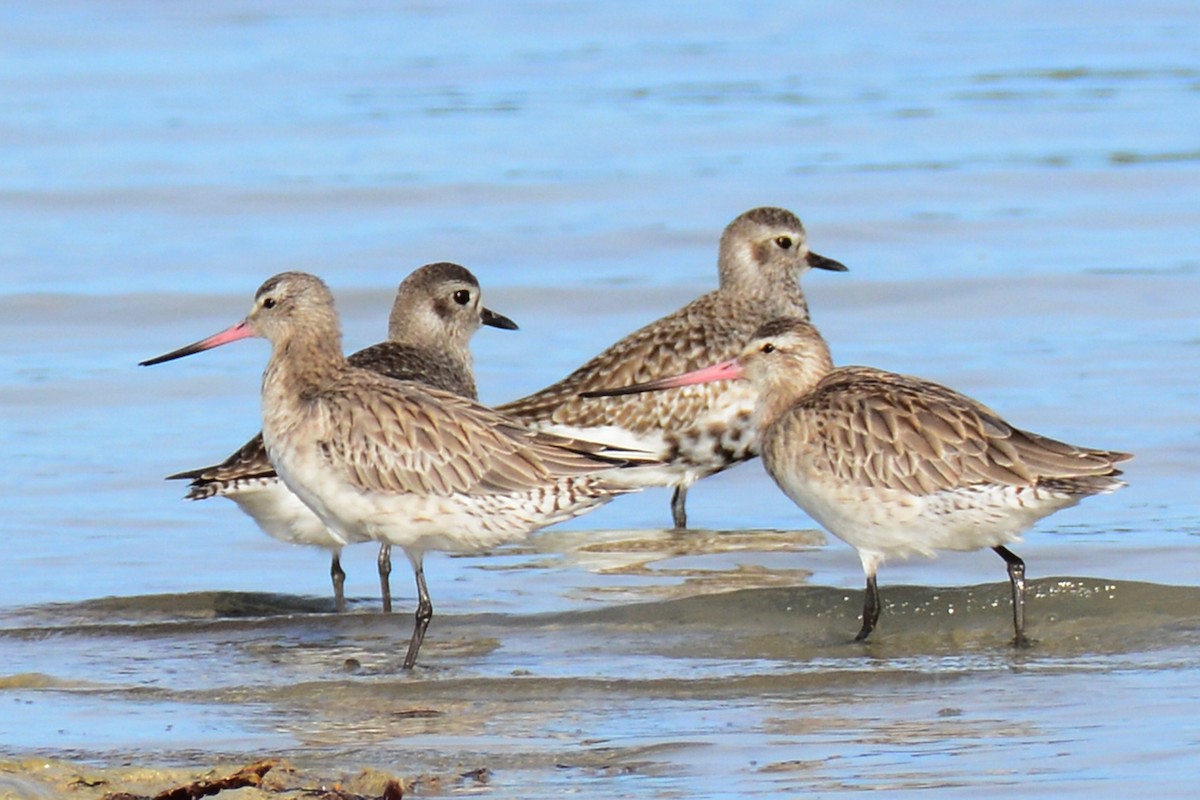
[752,350,834,430]
[762,279,810,319]
[262,327,347,412]
[719,258,809,318]
[754,384,800,432]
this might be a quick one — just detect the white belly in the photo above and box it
[219,477,344,551]
[536,384,760,490]
[269,435,619,556]
[770,468,1082,565]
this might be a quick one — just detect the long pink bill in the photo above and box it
[139,320,255,366]
[580,358,745,399]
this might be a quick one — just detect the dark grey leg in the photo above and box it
[330,552,346,613]
[855,574,881,642]
[671,486,688,529]
[377,543,393,614]
[993,545,1031,648]
[401,555,433,670]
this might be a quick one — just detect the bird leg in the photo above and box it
[401,557,434,670]
[330,553,346,613]
[377,543,393,614]
[855,574,881,641]
[993,545,1031,648]
[671,486,688,529]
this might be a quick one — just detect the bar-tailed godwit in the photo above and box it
[499,207,846,529]
[143,272,651,669]
[584,318,1132,646]
[166,262,517,613]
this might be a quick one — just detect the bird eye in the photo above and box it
[774,236,793,250]
[761,343,776,354]
[262,297,276,309]
[453,289,471,305]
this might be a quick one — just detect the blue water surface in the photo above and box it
[0,1,1198,796]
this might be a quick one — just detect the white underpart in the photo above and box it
[527,424,689,489]
[771,469,1098,577]
[219,477,345,551]
[532,387,760,491]
[267,431,616,556]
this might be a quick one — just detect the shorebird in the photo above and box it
[498,207,847,529]
[142,271,650,669]
[166,262,518,613]
[584,318,1132,646]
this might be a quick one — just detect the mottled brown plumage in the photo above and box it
[170,340,486,498]
[143,271,650,669]
[586,317,1132,646]
[768,367,1129,500]
[163,262,517,613]
[309,374,631,499]
[499,207,847,528]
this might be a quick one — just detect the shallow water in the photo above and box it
[1,1,1199,797]
[3,574,1200,796]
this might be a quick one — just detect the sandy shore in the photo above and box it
[0,756,441,799]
